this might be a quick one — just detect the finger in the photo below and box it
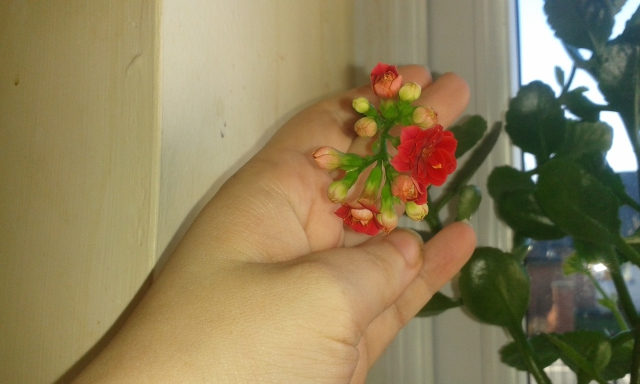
[359,222,476,364]
[417,72,470,128]
[265,65,433,155]
[299,228,426,339]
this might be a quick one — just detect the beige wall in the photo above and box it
[0,1,355,382]
[0,2,160,382]
[157,0,356,265]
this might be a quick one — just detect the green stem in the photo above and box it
[585,272,629,331]
[608,251,640,384]
[615,235,640,269]
[424,207,443,233]
[507,322,552,384]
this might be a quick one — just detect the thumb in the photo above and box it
[295,228,425,336]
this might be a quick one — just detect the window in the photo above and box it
[517,1,640,383]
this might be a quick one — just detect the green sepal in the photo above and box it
[416,291,462,317]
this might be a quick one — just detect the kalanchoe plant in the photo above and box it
[417,1,640,384]
[312,63,458,235]
[314,1,640,383]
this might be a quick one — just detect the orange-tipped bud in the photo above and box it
[398,82,422,102]
[313,146,345,171]
[391,174,419,202]
[354,117,378,137]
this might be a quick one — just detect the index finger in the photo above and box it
[265,65,435,155]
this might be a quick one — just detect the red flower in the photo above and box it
[370,63,403,99]
[390,125,457,187]
[335,202,382,236]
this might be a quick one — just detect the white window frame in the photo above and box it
[356,1,526,383]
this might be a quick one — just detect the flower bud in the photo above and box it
[352,97,370,114]
[391,174,419,202]
[377,184,398,233]
[354,117,378,137]
[313,146,345,171]
[357,166,383,211]
[370,63,403,99]
[405,201,429,221]
[412,106,438,128]
[398,82,422,102]
[327,180,350,203]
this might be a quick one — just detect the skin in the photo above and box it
[75,65,476,383]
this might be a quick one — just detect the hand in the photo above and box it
[75,65,476,383]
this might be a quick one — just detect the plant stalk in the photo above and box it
[507,322,552,384]
[608,247,640,384]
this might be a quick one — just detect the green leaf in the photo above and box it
[573,239,616,264]
[459,247,530,327]
[487,166,535,200]
[592,41,638,113]
[544,0,622,50]
[602,330,634,380]
[556,120,613,157]
[500,334,559,371]
[545,331,612,383]
[456,185,481,221]
[563,252,589,275]
[505,81,566,161]
[563,88,602,121]
[497,190,567,240]
[416,291,462,317]
[448,115,488,158]
[536,158,621,245]
[488,167,565,240]
[618,3,640,44]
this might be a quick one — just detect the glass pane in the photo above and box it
[516,1,640,383]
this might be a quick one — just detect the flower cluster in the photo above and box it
[312,63,458,235]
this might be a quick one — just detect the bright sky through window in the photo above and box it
[518,0,640,172]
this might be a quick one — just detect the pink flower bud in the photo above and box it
[354,117,378,137]
[412,106,438,128]
[370,63,403,99]
[398,82,422,102]
[405,201,429,221]
[377,206,398,233]
[313,146,345,171]
[352,97,370,114]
